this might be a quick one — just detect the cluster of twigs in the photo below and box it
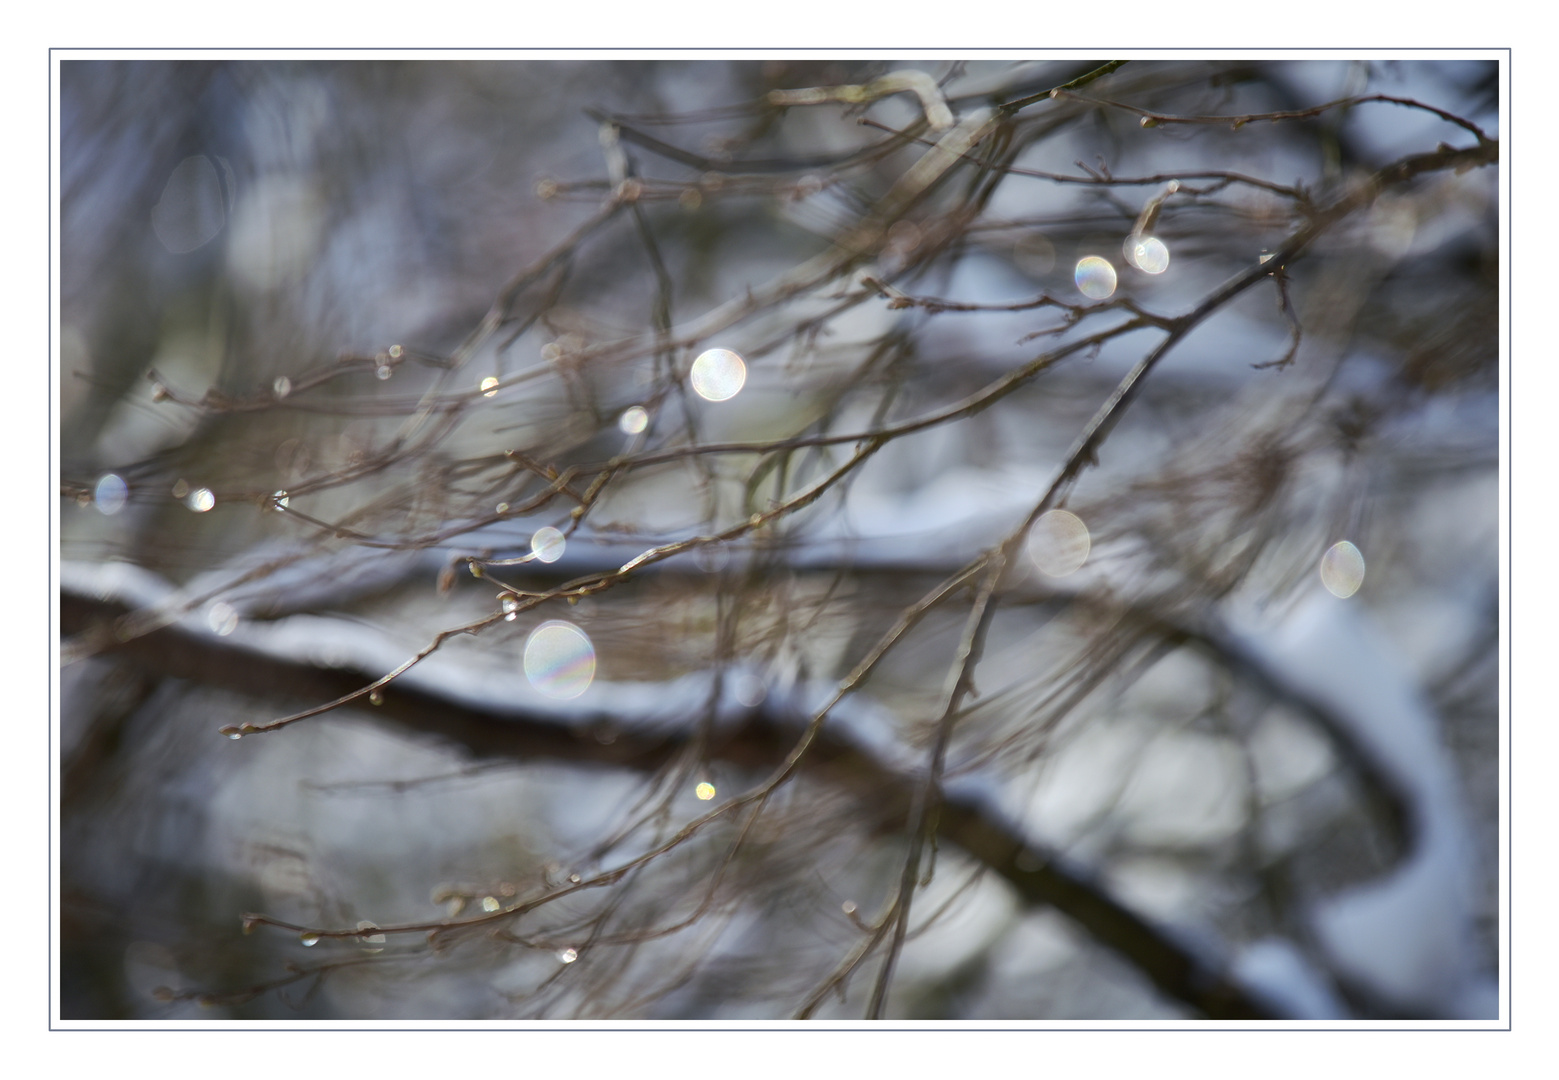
[61,59,1497,1020]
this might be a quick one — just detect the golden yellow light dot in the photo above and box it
[695,782,716,801]
[480,376,500,397]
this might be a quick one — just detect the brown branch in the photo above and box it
[1253,267,1304,371]
[60,588,1284,1019]
[1057,90,1494,146]
[998,59,1130,114]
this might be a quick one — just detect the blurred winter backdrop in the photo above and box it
[57,58,1500,1020]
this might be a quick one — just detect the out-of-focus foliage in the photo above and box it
[59,58,1499,1021]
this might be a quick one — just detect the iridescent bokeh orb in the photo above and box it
[1126,236,1170,275]
[523,621,597,700]
[1074,257,1118,300]
[531,526,566,564]
[1028,509,1092,577]
[690,348,747,402]
[1320,540,1366,598]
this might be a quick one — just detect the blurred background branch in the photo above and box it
[58,57,1499,1021]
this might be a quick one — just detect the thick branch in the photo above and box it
[60,589,1284,1020]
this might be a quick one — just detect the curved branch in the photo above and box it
[60,588,1285,1020]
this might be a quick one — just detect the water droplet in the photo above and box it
[535,177,559,200]
[273,376,292,399]
[171,479,190,499]
[151,383,169,403]
[558,947,578,964]
[186,487,215,513]
[524,621,596,700]
[679,188,702,211]
[1013,233,1056,276]
[151,986,176,1002]
[841,900,857,915]
[376,364,392,381]
[1259,251,1276,265]
[693,544,728,573]
[695,782,716,801]
[1028,509,1091,577]
[734,674,767,707]
[495,502,510,516]
[356,921,386,953]
[273,490,290,510]
[388,344,404,359]
[94,473,128,516]
[76,492,91,508]
[480,376,500,397]
[1166,179,1181,193]
[299,933,320,947]
[1125,236,1170,275]
[369,688,384,706]
[1074,256,1118,300]
[568,873,582,884]
[1319,540,1366,598]
[481,896,500,912]
[531,526,566,564]
[219,725,243,740]
[540,341,563,362]
[690,348,747,402]
[206,601,238,637]
[618,405,649,434]
[241,914,260,934]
